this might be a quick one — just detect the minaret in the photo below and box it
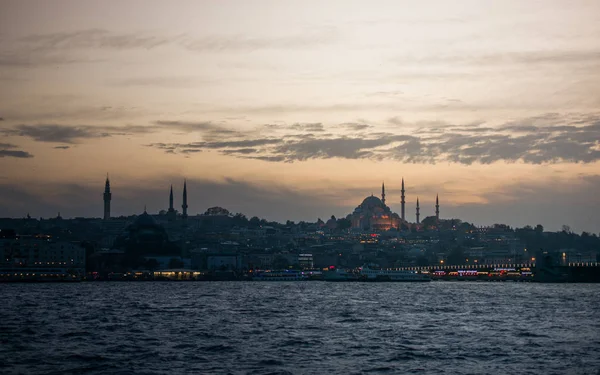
[181,180,188,219]
[401,177,406,221]
[416,197,420,224]
[381,182,386,206]
[167,185,176,221]
[103,174,111,220]
[435,194,440,220]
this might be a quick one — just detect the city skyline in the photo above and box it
[1,1,599,232]
[101,176,439,227]
[4,173,593,235]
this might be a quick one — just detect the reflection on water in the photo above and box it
[2,282,599,374]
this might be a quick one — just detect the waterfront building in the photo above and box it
[0,235,86,280]
[200,252,243,271]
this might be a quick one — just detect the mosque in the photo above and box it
[103,176,186,257]
[349,179,440,231]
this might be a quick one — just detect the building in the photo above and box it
[114,210,179,257]
[0,235,86,280]
[350,183,404,231]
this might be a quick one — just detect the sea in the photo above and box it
[1,282,599,375]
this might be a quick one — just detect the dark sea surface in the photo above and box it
[1,282,600,375]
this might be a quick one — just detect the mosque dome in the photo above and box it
[360,195,385,209]
[350,190,400,231]
[133,211,158,228]
[115,210,176,256]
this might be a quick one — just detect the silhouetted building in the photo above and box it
[0,235,86,275]
[114,210,179,257]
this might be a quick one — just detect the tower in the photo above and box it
[401,177,406,221]
[103,174,111,220]
[435,194,440,220]
[416,197,420,224]
[167,185,176,222]
[181,179,188,219]
[381,182,386,206]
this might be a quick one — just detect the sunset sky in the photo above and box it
[1,0,599,232]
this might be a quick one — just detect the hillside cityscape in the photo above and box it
[1,176,598,282]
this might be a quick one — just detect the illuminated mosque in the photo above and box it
[350,179,440,231]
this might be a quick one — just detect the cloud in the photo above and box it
[180,149,203,154]
[388,117,404,126]
[148,138,282,154]
[338,123,373,131]
[392,49,600,68]
[182,28,338,52]
[3,124,102,143]
[146,113,600,165]
[8,114,600,165]
[1,124,155,143]
[20,28,177,50]
[0,150,33,158]
[221,148,259,155]
[112,76,219,88]
[153,120,235,134]
[289,123,325,132]
[0,49,103,67]
[271,136,413,161]
[0,143,33,158]
[17,28,337,54]
[365,90,403,97]
[1,28,339,69]
[2,102,146,123]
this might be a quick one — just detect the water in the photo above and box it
[1,282,599,375]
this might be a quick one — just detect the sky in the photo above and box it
[0,0,599,233]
